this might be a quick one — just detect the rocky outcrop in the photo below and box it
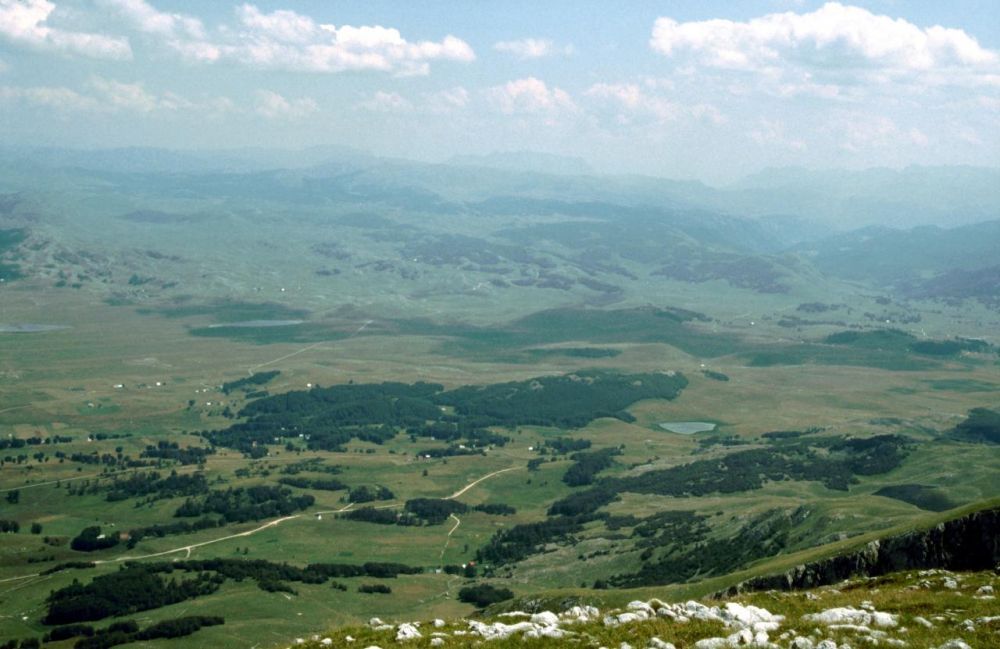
[718,506,1000,596]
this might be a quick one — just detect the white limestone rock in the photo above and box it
[693,638,729,649]
[395,623,422,641]
[562,604,600,623]
[627,600,656,617]
[803,607,898,628]
[648,638,676,649]
[935,641,971,649]
[530,611,560,626]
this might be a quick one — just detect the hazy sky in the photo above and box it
[1,0,998,182]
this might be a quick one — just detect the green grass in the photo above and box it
[293,568,1000,649]
[1,176,999,648]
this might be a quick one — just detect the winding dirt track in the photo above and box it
[1,464,520,589]
[446,466,519,499]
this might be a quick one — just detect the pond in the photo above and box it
[0,324,70,333]
[659,421,717,434]
[206,320,304,328]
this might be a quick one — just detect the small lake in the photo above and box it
[659,421,717,434]
[207,320,304,328]
[0,324,70,333]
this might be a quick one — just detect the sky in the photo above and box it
[0,0,998,183]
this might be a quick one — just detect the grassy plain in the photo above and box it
[1,176,998,647]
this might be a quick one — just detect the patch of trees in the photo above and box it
[175,486,314,523]
[279,459,342,475]
[164,557,420,582]
[278,476,347,491]
[696,435,747,449]
[72,616,224,649]
[140,441,215,465]
[404,498,467,524]
[70,527,119,552]
[562,447,621,486]
[44,558,424,626]
[345,499,515,527]
[43,623,95,642]
[417,445,484,458]
[762,430,807,441]
[43,566,221,624]
[458,584,514,607]
[258,578,296,594]
[222,370,280,394]
[611,508,805,587]
[103,470,209,502]
[40,562,96,576]
[910,338,990,356]
[341,507,402,525]
[200,371,684,457]
[0,435,73,450]
[474,503,516,515]
[825,329,989,358]
[126,517,222,548]
[0,520,19,533]
[435,370,688,429]
[950,408,1000,444]
[548,486,618,517]
[545,437,591,454]
[358,584,391,594]
[348,485,394,503]
[547,435,911,520]
[67,452,150,469]
[476,514,600,566]
[702,369,730,381]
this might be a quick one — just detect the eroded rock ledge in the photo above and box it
[718,506,1000,596]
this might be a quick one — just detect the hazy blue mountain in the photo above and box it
[726,166,1000,229]
[447,151,594,175]
[798,220,1000,291]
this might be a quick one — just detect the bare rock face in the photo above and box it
[718,507,1000,597]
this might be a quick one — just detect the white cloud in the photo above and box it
[585,82,644,109]
[100,0,205,39]
[0,76,236,116]
[89,76,158,112]
[254,89,318,119]
[584,81,726,125]
[650,2,999,84]
[487,77,575,114]
[954,125,981,145]
[749,118,806,150]
[229,4,474,75]
[1,1,474,74]
[494,38,556,60]
[0,0,131,59]
[359,90,411,112]
[99,0,218,60]
[908,127,929,146]
[823,112,900,152]
[424,86,468,112]
[0,83,99,110]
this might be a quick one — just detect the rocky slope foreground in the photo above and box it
[290,569,998,648]
[719,507,1000,595]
